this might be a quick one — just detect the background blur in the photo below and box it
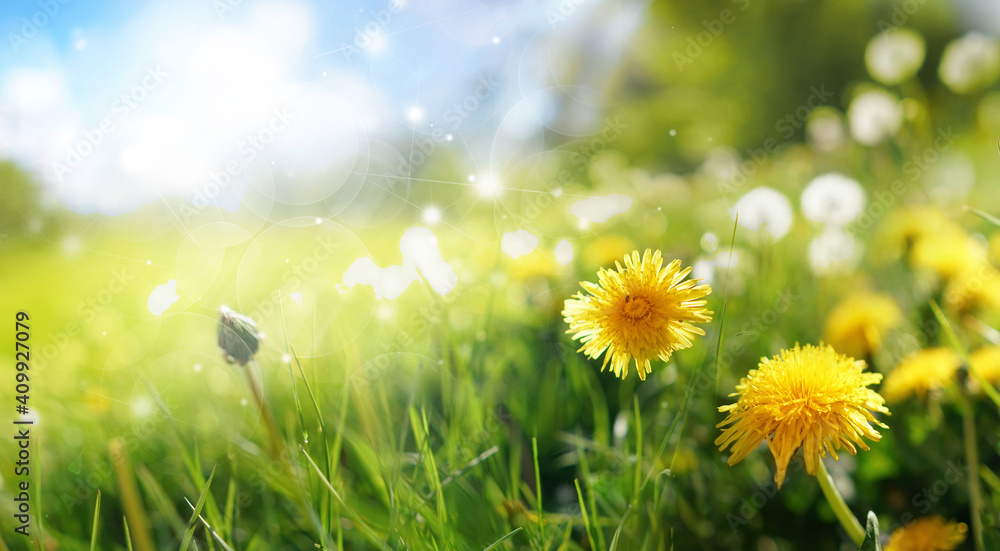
[2,0,1000,549]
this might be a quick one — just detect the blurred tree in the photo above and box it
[0,161,41,234]
[613,0,961,172]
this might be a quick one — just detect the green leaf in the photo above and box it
[179,464,218,551]
[859,511,881,551]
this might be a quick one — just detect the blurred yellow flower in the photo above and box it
[911,229,983,280]
[882,348,962,403]
[875,206,959,264]
[989,230,1000,262]
[944,262,1000,312]
[507,249,560,279]
[716,344,889,488]
[969,345,1000,390]
[823,292,902,359]
[563,249,712,380]
[582,235,636,269]
[885,516,967,551]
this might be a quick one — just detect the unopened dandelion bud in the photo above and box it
[218,306,262,366]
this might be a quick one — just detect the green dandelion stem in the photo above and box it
[816,460,864,546]
[961,394,985,551]
[242,361,284,458]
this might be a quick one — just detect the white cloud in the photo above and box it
[501,229,540,259]
[0,1,380,215]
[569,194,632,223]
[148,279,180,315]
[554,239,574,265]
[342,258,419,301]
[341,227,457,300]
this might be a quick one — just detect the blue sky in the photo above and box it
[0,0,644,215]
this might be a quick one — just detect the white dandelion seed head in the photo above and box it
[807,107,848,153]
[940,32,1000,94]
[865,28,926,85]
[848,88,903,146]
[729,187,793,240]
[701,232,718,252]
[554,240,574,265]
[801,173,865,227]
[926,152,975,204]
[810,227,859,274]
[693,259,715,286]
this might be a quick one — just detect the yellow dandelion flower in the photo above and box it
[874,206,960,265]
[969,345,1000,390]
[823,292,902,359]
[911,229,983,280]
[881,348,962,403]
[716,344,889,488]
[885,516,967,551]
[563,249,712,380]
[944,262,1000,313]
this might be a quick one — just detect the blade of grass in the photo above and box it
[109,438,155,551]
[608,505,631,551]
[184,498,235,551]
[222,471,236,543]
[136,464,187,537]
[483,527,523,550]
[532,437,545,543]
[410,405,447,527]
[32,431,44,551]
[965,205,1000,227]
[632,395,642,505]
[962,396,985,551]
[281,324,308,445]
[124,517,134,551]
[573,479,595,547]
[929,300,986,551]
[90,490,101,551]
[141,377,224,531]
[179,464,218,551]
[572,434,604,549]
[929,300,1000,412]
[299,446,388,550]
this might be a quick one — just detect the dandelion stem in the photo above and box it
[242,361,284,458]
[816,460,864,546]
[961,394,985,551]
